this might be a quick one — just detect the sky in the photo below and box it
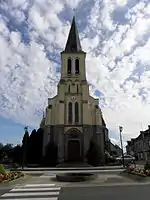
[0,0,150,147]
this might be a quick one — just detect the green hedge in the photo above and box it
[0,164,6,175]
[144,160,150,170]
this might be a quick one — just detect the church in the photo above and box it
[41,17,109,164]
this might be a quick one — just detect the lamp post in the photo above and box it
[119,126,125,168]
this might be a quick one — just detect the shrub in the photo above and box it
[44,141,58,166]
[144,160,150,170]
[86,139,102,166]
[0,164,6,175]
[105,152,116,164]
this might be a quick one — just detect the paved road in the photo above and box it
[0,183,61,200]
[59,184,150,200]
[1,182,150,200]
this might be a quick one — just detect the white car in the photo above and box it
[116,155,135,164]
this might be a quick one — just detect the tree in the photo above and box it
[0,143,13,163]
[2,144,13,152]
[27,128,44,164]
[22,129,30,166]
[27,129,37,164]
[86,139,102,166]
[44,141,58,166]
[34,128,44,164]
[0,143,4,161]
[104,151,116,164]
[0,143,3,149]
[10,145,23,164]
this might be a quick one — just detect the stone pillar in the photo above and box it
[54,126,65,164]
[96,125,105,164]
[64,134,68,162]
[83,126,93,162]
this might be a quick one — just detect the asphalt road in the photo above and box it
[59,184,150,200]
[0,187,11,197]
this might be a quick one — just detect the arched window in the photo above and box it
[68,84,70,92]
[77,85,79,93]
[75,102,79,123]
[68,102,72,124]
[75,59,79,74]
[67,58,72,74]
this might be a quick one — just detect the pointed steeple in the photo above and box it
[64,17,84,53]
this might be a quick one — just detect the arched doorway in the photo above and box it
[66,128,82,162]
[68,140,80,162]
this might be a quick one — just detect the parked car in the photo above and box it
[116,155,135,165]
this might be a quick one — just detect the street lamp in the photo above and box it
[119,126,125,168]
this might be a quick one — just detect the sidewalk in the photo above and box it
[16,172,150,188]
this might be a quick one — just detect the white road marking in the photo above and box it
[11,187,61,192]
[24,184,56,187]
[0,183,61,200]
[0,198,58,200]
[1,191,60,197]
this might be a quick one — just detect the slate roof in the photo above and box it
[63,17,84,53]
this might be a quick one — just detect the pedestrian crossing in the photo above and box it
[0,183,61,200]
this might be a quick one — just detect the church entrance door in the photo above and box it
[68,140,80,162]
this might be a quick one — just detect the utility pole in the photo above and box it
[119,126,125,168]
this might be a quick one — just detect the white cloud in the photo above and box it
[63,0,82,8]
[0,0,150,145]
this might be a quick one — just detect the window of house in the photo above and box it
[75,102,79,123]
[68,102,72,124]
[67,58,72,74]
[75,59,79,74]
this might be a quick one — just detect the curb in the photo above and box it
[17,167,124,171]
[22,169,124,176]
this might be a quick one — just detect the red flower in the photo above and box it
[128,167,135,171]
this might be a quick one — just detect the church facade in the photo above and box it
[41,17,109,164]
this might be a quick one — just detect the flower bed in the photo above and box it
[0,164,24,183]
[122,167,150,181]
[0,171,24,183]
[125,167,150,177]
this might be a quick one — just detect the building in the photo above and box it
[109,141,122,157]
[41,17,109,164]
[126,125,150,160]
[104,139,122,157]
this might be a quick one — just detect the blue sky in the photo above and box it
[0,0,150,147]
[0,117,34,145]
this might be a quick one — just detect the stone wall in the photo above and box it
[51,125,65,163]
[43,124,106,164]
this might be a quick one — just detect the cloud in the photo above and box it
[0,0,150,146]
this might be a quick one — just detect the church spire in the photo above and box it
[64,16,83,53]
